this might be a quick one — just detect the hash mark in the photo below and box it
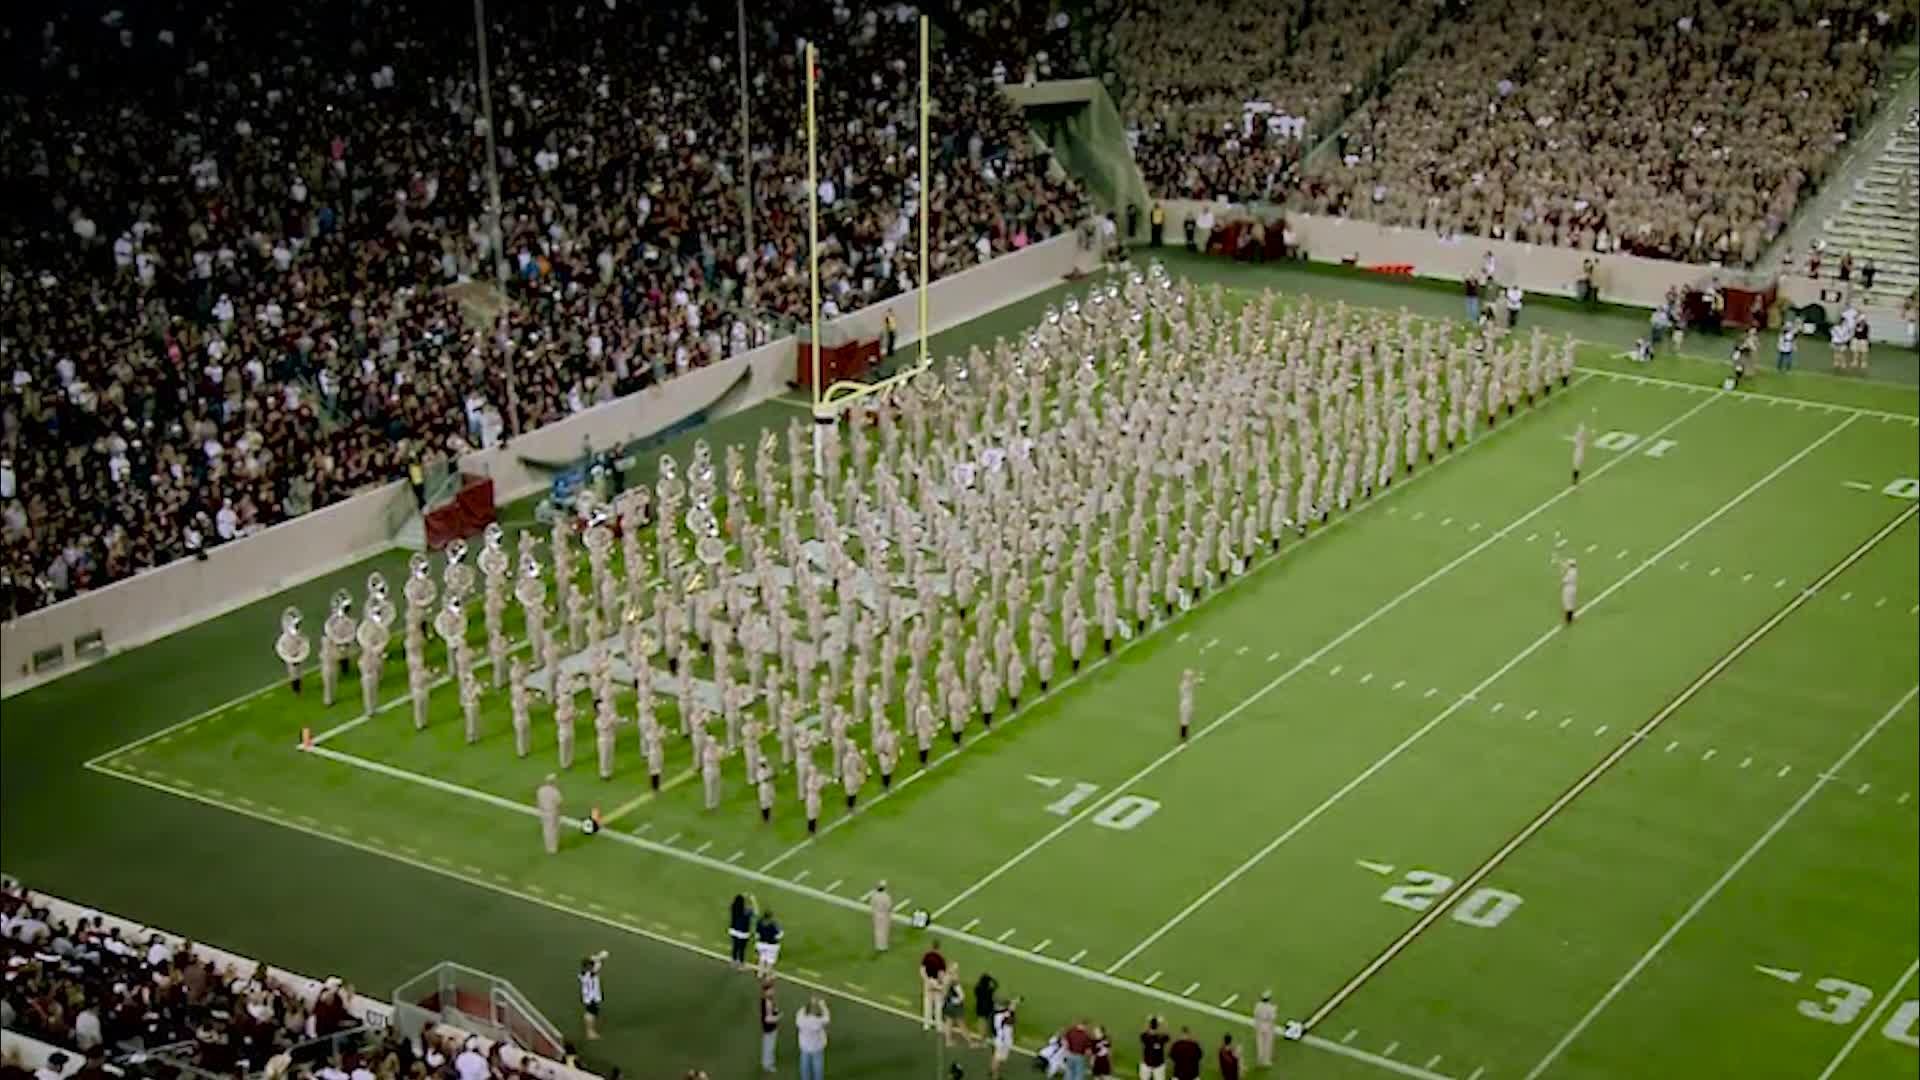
[1739,756,1753,769]
[1382,1042,1400,1058]
[663,832,683,846]
[1144,971,1163,985]
[1616,549,1627,560]
[1360,672,1375,685]
[1701,749,1717,761]
[1329,664,1344,677]
[1177,633,1190,644]
[693,839,713,855]
[794,870,811,883]
[1525,533,1538,542]
[1775,579,1787,589]
[1182,982,1202,997]
[824,878,844,893]
[1441,517,1453,527]
[961,918,981,933]
[1665,740,1679,753]
[1490,702,1505,714]
[1424,687,1438,699]
[1857,783,1872,796]
[1342,1030,1359,1045]
[1709,567,1721,577]
[1392,680,1407,691]
[1069,949,1088,964]
[1585,543,1598,554]
[728,850,746,863]
[1840,591,1852,602]
[1468,1069,1486,1080]
[1236,646,1248,656]
[996,927,1017,942]
[1524,709,1539,721]
[1593,725,1608,736]
[1559,717,1573,729]
[1032,939,1052,954]
[1899,792,1911,805]
[1777,765,1792,778]
[1220,993,1240,1008]
[1267,652,1281,662]
[1426,1056,1444,1070]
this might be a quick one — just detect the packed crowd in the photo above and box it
[1111,0,1430,204]
[0,886,569,1080]
[1295,0,1909,261]
[0,887,362,1074]
[0,0,1086,619]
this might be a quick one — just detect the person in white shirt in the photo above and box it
[1504,284,1524,328]
[1776,324,1798,372]
[795,997,831,1080]
[990,999,1018,1079]
[579,951,607,1040]
[453,1039,489,1080]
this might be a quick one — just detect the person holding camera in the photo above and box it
[795,997,830,1080]
[578,951,607,1041]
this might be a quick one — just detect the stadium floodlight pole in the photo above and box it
[737,0,756,323]
[472,0,518,438]
[807,42,826,480]
[918,13,929,373]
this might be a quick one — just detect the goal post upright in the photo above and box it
[806,42,826,479]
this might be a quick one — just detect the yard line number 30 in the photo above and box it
[1796,976,1918,1049]
[1379,869,1524,929]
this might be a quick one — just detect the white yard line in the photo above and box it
[758,379,1570,876]
[1322,471,1908,1032]
[1571,363,1918,423]
[933,390,1722,923]
[79,758,1003,1058]
[96,752,1452,1080]
[311,638,533,746]
[1119,414,1863,978]
[1522,683,1920,1079]
[1816,959,1920,1080]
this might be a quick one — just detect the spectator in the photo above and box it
[1168,1027,1203,1080]
[757,979,779,1075]
[794,997,830,1080]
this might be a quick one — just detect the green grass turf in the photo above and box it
[6,260,1918,1080]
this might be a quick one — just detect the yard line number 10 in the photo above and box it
[1045,782,1161,831]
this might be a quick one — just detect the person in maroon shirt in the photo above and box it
[1169,1026,1204,1080]
[1140,1017,1171,1080]
[1217,1033,1242,1080]
[1063,1020,1094,1078]
[919,942,947,1030]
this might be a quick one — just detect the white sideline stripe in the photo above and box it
[1571,363,1919,422]
[931,385,1718,926]
[1526,682,1920,1079]
[1134,413,1859,984]
[1817,960,1920,1080]
[78,760,1036,1064]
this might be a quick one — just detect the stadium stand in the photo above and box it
[0,884,594,1080]
[1295,0,1911,263]
[0,0,1086,619]
[1805,105,1919,308]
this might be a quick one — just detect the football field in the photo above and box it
[65,274,1920,1078]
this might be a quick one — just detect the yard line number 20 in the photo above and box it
[1379,869,1524,929]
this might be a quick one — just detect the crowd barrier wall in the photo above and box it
[1152,200,1919,347]
[1,231,1094,697]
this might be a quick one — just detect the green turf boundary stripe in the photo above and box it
[87,757,1443,1080]
[1318,501,1916,1045]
